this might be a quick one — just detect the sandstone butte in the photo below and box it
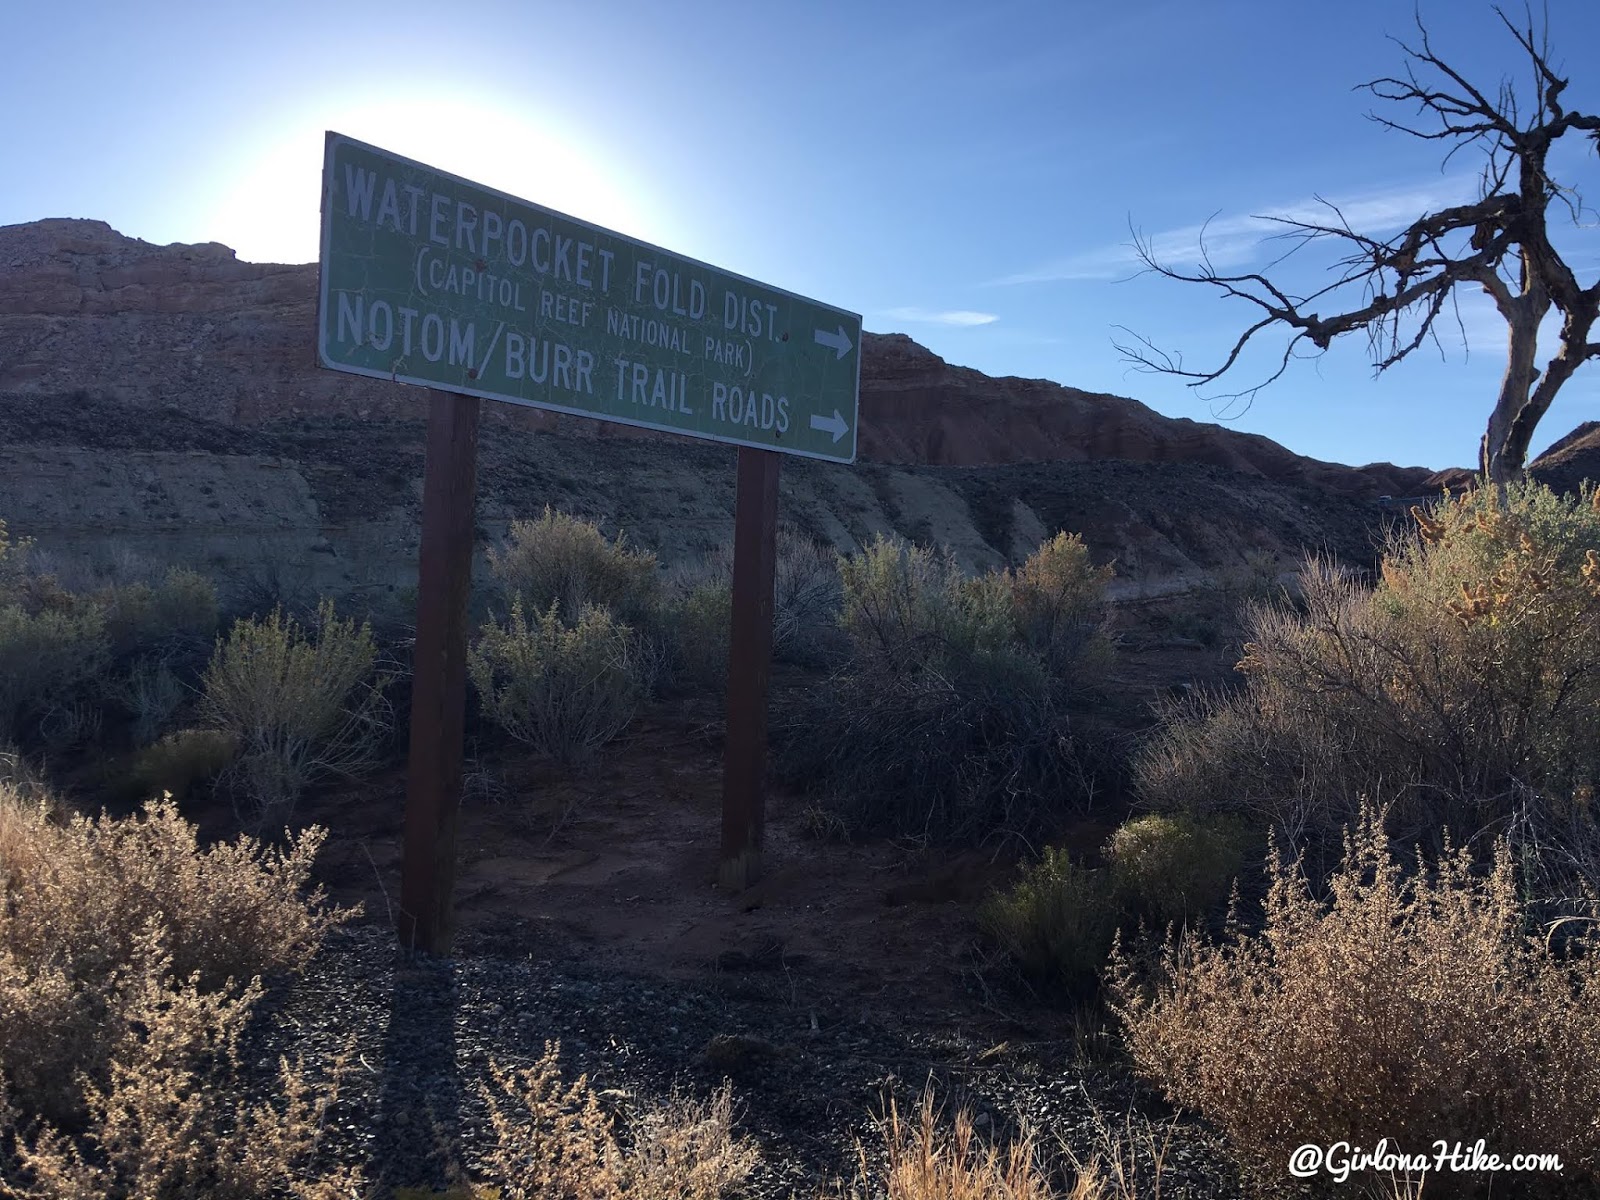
[0,217,1467,499]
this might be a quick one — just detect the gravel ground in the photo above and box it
[240,921,1246,1198]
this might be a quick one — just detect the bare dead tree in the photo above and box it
[1114,5,1600,485]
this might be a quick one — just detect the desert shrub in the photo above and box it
[489,506,663,628]
[771,528,846,665]
[1,942,361,1200]
[779,532,1116,843]
[978,847,1120,1001]
[150,567,221,636]
[0,747,55,810]
[0,602,109,742]
[477,1041,757,1199]
[35,697,104,753]
[0,518,34,604]
[1213,548,1288,609]
[1010,531,1116,684]
[1137,481,1600,888]
[129,728,240,802]
[847,1087,1053,1200]
[0,527,83,621]
[1107,813,1259,927]
[0,792,351,1130]
[470,599,649,767]
[112,654,190,745]
[200,599,393,824]
[667,577,733,691]
[838,534,1015,667]
[0,756,60,896]
[224,546,320,626]
[835,1083,1176,1200]
[2,794,347,997]
[96,567,219,660]
[0,525,217,747]
[1109,803,1600,1195]
[664,528,845,687]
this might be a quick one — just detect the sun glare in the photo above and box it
[207,94,650,266]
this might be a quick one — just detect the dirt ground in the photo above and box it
[297,672,1044,1024]
[239,617,1239,1034]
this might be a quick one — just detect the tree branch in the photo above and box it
[1112,4,1598,479]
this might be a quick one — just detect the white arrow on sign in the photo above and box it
[813,325,853,361]
[809,409,849,443]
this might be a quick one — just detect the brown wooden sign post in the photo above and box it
[719,447,781,891]
[397,390,482,954]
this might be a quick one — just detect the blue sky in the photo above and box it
[2,0,1596,472]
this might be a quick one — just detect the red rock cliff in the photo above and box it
[0,218,1433,497]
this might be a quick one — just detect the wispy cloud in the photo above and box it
[988,177,1481,286]
[881,306,1000,327]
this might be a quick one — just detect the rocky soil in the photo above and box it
[238,921,1243,1198]
[0,388,1400,624]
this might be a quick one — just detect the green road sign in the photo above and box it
[317,133,861,464]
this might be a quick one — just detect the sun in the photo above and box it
[206,92,650,266]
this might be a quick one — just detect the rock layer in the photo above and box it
[0,218,1432,497]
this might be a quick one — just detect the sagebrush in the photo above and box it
[1108,812,1259,927]
[0,604,108,744]
[0,783,355,1193]
[1110,802,1600,1196]
[978,847,1119,1001]
[489,507,662,629]
[200,599,392,824]
[476,1040,758,1200]
[662,527,846,689]
[1137,481,1600,893]
[779,531,1116,844]
[469,599,648,767]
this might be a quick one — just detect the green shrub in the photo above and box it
[1010,531,1116,684]
[0,546,220,748]
[150,566,220,648]
[199,600,392,824]
[1137,480,1600,893]
[780,532,1116,844]
[668,578,733,691]
[837,533,1014,667]
[96,581,155,654]
[489,506,662,627]
[130,728,240,802]
[1107,813,1258,927]
[1110,804,1600,1195]
[93,570,219,746]
[469,599,648,767]
[96,567,219,659]
[978,847,1119,1001]
[0,604,109,742]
